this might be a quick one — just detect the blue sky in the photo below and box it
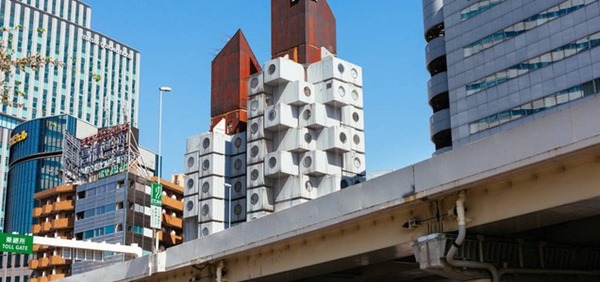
[84,0,433,177]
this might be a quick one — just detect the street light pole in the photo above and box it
[155,86,172,254]
[224,183,232,228]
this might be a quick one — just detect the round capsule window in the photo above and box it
[187,156,195,168]
[250,100,259,111]
[304,132,312,143]
[303,156,313,168]
[234,181,242,192]
[268,64,277,75]
[353,112,360,122]
[251,169,259,180]
[338,86,346,97]
[268,109,277,121]
[251,122,259,134]
[234,137,242,148]
[202,160,210,171]
[268,157,277,168]
[202,138,210,149]
[354,157,362,168]
[303,109,312,120]
[234,159,243,170]
[337,63,345,73]
[201,204,209,216]
[186,178,194,189]
[202,227,209,236]
[250,145,259,157]
[250,77,259,89]
[303,86,312,97]
[202,182,210,193]
[234,204,242,215]
[353,134,361,145]
[339,132,347,143]
[351,90,359,101]
[186,201,194,211]
[305,181,313,192]
[351,68,358,79]
[251,193,259,205]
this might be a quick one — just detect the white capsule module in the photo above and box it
[298,103,338,129]
[246,187,275,212]
[246,163,273,188]
[198,153,227,178]
[263,57,305,86]
[264,151,299,178]
[184,151,199,174]
[247,139,273,165]
[341,105,365,131]
[228,133,247,156]
[264,103,298,131]
[183,173,199,196]
[227,153,247,178]
[198,199,226,223]
[198,175,226,200]
[183,194,199,218]
[314,79,351,107]
[317,126,352,153]
[317,175,343,197]
[273,127,317,153]
[248,72,273,96]
[273,175,318,203]
[343,151,366,175]
[199,222,225,237]
[186,134,202,153]
[248,93,272,119]
[198,132,229,156]
[348,127,365,153]
[273,80,315,106]
[227,198,247,223]
[300,150,335,177]
[226,175,247,200]
[307,55,363,87]
[247,116,273,141]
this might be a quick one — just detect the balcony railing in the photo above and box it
[162,195,183,211]
[49,255,68,266]
[29,258,39,270]
[33,207,43,217]
[162,213,182,228]
[52,200,74,212]
[39,257,49,267]
[51,218,74,229]
[32,224,42,234]
[41,222,52,232]
[42,204,53,215]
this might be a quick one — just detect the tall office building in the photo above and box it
[423,0,600,154]
[0,0,140,231]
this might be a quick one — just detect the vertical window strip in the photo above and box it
[464,0,594,57]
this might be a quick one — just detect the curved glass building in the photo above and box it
[5,115,96,233]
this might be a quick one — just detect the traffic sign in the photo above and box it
[151,182,162,207]
[0,233,33,254]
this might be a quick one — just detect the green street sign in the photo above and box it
[151,182,162,207]
[0,233,33,254]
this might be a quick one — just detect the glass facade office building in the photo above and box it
[0,0,140,232]
[6,115,95,233]
[422,0,600,154]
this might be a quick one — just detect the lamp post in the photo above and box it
[224,183,232,228]
[155,86,171,254]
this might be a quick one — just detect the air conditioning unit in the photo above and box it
[349,128,365,153]
[183,195,198,218]
[199,132,229,156]
[246,211,272,222]
[228,133,247,156]
[184,173,199,197]
[247,139,273,165]
[198,199,226,223]
[248,72,273,96]
[198,153,226,178]
[307,56,363,86]
[184,152,199,174]
[264,151,299,178]
[264,103,298,131]
[298,103,338,129]
[186,134,202,153]
[227,198,247,223]
[273,80,315,106]
[300,150,335,177]
[273,175,317,203]
[198,176,226,200]
[317,126,352,153]
[247,163,273,188]
[248,93,272,119]
[247,116,273,141]
[226,176,247,200]
[314,79,351,107]
[341,105,365,131]
[246,187,274,212]
[343,151,366,175]
[227,154,246,178]
[199,222,225,237]
[274,198,310,211]
[263,57,305,86]
[273,127,316,153]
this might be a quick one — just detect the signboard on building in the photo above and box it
[0,233,33,254]
[150,182,162,229]
[77,124,135,181]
